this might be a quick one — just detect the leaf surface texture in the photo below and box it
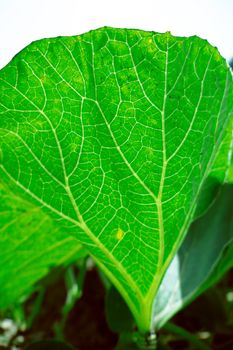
[0,27,233,330]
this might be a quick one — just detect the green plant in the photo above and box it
[0,27,233,349]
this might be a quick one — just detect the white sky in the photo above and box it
[0,0,233,69]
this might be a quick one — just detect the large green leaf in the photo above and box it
[0,27,233,331]
[152,184,233,330]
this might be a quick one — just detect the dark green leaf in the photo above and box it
[105,286,135,333]
[153,185,233,329]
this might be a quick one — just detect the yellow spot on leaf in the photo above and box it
[146,147,154,157]
[116,228,124,240]
[70,143,78,152]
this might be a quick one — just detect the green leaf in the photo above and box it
[0,27,233,331]
[105,286,135,333]
[198,240,233,293]
[0,181,86,308]
[152,185,233,330]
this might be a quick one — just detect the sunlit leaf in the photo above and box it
[1,27,233,331]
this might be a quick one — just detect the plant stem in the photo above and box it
[164,322,211,350]
[136,332,157,350]
[55,258,87,339]
[27,286,45,329]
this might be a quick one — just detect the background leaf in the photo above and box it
[105,286,135,333]
[152,185,233,330]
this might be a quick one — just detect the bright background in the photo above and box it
[0,0,233,69]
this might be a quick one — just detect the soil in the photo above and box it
[1,268,233,350]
